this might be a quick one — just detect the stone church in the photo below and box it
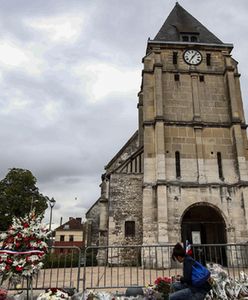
[86,3,248,257]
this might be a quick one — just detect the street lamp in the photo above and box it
[48,197,56,232]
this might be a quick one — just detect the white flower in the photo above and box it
[28,255,39,262]
[0,263,6,271]
[37,289,70,300]
[0,233,7,240]
[12,260,19,266]
[38,262,44,268]
[1,254,8,261]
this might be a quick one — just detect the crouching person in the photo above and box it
[169,243,212,300]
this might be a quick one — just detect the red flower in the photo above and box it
[17,233,22,238]
[154,276,172,294]
[23,222,29,228]
[155,277,171,285]
[50,288,58,294]
[15,242,21,248]
[6,257,13,264]
[0,288,7,299]
[6,237,14,243]
[15,266,23,272]
[5,265,10,271]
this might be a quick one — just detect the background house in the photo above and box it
[54,217,85,254]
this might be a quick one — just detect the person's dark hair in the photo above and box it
[172,242,186,261]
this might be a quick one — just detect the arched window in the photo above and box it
[175,151,181,178]
[125,221,135,237]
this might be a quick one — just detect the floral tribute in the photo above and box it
[154,276,172,295]
[0,211,49,284]
[37,288,70,300]
[144,277,172,300]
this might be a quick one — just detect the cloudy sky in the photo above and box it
[0,0,247,227]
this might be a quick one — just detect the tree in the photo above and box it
[0,168,49,231]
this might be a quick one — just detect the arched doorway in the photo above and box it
[181,203,227,265]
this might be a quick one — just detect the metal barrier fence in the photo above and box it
[83,243,248,292]
[3,243,248,293]
[6,246,82,292]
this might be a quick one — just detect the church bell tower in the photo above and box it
[139,2,248,246]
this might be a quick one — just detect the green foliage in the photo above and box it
[43,252,80,268]
[0,168,49,231]
[42,249,97,268]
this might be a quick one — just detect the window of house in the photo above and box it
[69,235,74,242]
[174,74,180,81]
[173,52,178,65]
[60,235,65,242]
[206,53,211,66]
[175,151,181,178]
[125,221,135,237]
[63,224,69,230]
[217,152,224,180]
[181,34,198,42]
[182,35,189,42]
[199,75,204,82]
[191,36,198,42]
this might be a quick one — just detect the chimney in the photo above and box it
[60,217,63,225]
[76,217,82,223]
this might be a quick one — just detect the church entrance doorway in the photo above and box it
[181,203,227,265]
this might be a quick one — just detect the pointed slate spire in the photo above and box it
[153,2,223,44]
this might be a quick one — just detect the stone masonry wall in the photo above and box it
[164,126,238,182]
[108,174,143,246]
[85,200,100,246]
[166,185,248,244]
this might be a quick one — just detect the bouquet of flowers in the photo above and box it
[206,263,248,299]
[143,284,158,300]
[37,288,70,300]
[144,277,172,300]
[154,277,172,299]
[0,210,49,284]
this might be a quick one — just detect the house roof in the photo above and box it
[153,2,223,44]
[55,218,84,231]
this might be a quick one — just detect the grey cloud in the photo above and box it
[0,0,247,225]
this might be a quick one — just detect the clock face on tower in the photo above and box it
[183,49,202,65]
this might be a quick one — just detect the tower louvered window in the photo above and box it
[173,52,178,64]
[206,53,211,66]
[217,152,224,180]
[175,151,181,178]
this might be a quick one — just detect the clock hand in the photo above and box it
[189,52,197,62]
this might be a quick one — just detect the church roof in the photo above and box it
[153,2,223,44]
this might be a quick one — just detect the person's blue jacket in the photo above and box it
[180,255,211,293]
